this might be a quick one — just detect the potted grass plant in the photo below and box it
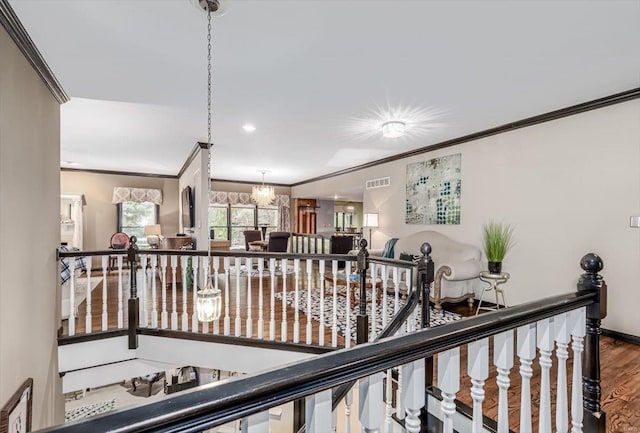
[482,221,514,274]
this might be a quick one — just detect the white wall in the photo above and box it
[0,27,63,428]
[293,100,640,336]
[178,147,209,249]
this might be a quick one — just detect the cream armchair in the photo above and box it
[388,231,482,311]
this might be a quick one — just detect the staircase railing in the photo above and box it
[46,252,607,433]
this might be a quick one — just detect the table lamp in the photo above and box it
[144,224,162,248]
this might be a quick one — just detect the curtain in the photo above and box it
[112,187,163,205]
[209,190,291,231]
[71,198,83,249]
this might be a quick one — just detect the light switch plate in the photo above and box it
[630,216,640,228]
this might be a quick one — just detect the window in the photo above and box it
[209,205,229,240]
[118,202,159,247]
[208,204,280,248]
[230,205,256,248]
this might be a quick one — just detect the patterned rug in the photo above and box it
[275,288,462,341]
[65,399,116,422]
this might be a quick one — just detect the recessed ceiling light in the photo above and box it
[242,124,256,133]
[61,161,79,166]
[381,120,406,139]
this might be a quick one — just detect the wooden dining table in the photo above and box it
[249,240,269,252]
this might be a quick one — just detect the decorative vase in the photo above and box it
[488,261,502,274]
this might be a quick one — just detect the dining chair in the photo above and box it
[267,232,290,253]
[243,230,263,251]
[109,232,130,271]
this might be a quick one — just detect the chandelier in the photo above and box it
[251,170,275,207]
[195,0,223,323]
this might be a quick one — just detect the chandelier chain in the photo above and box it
[206,6,212,261]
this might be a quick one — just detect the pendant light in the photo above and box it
[196,0,222,322]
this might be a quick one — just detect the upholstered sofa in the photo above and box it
[369,231,482,311]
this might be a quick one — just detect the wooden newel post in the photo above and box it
[356,238,369,345]
[577,253,607,433]
[128,236,140,349]
[418,242,434,330]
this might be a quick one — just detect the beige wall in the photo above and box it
[293,100,640,336]
[0,28,63,428]
[60,171,179,251]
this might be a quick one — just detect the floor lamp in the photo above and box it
[363,212,379,247]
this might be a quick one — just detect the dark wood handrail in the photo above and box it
[38,290,596,433]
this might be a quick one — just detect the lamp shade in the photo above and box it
[363,212,379,228]
[143,224,162,236]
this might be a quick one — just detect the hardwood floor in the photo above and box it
[444,303,639,433]
[61,272,639,432]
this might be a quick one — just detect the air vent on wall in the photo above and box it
[365,176,391,190]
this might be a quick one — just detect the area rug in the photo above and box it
[61,277,103,319]
[275,288,462,342]
[64,399,116,422]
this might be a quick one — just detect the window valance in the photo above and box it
[112,187,163,205]
[209,191,290,208]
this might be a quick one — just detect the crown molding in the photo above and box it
[0,0,69,104]
[291,87,640,187]
[61,167,176,179]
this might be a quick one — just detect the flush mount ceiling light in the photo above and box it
[381,120,406,139]
[251,170,276,207]
[344,100,447,141]
[242,124,256,133]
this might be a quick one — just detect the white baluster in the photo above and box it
[170,255,178,330]
[570,308,586,433]
[269,258,275,340]
[396,368,404,420]
[306,259,313,344]
[117,255,124,328]
[306,389,332,433]
[345,389,352,433]
[537,317,554,433]
[213,256,220,334]
[180,255,188,331]
[359,372,385,433]
[234,257,241,337]
[257,257,264,339]
[139,254,148,327]
[68,257,76,336]
[281,259,289,342]
[240,410,269,433]
[224,256,231,335]
[393,267,400,315]
[370,262,377,342]
[101,256,108,331]
[438,348,460,433]
[402,359,425,433]
[345,269,351,349]
[385,370,393,433]
[517,323,537,433]
[191,256,199,333]
[555,312,571,433]
[201,256,209,334]
[84,257,92,333]
[245,257,253,338]
[319,260,326,346]
[293,259,300,343]
[150,255,158,328]
[381,264,388,327]
[331,260,338,347]
[494,330,514,433]
[468,338,489,433]
[160,255,168,329]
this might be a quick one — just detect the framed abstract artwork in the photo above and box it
[406,153,461,224]
[0,378,33,433]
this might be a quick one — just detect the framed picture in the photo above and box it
[0,378,33,433]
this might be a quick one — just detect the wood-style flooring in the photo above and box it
[61,271,639,433]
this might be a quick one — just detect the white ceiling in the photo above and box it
[9,0,640,185]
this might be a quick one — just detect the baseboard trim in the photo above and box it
[601,328,640,346]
